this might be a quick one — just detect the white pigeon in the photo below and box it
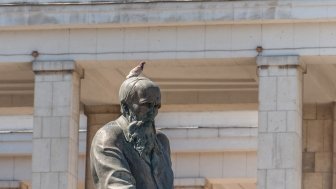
[126,61,146,79]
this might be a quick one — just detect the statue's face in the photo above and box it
[129,86,161,122]
[124,85,161,160]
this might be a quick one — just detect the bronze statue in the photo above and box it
[90,63,174,189]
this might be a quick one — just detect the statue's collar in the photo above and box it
[116,116,132,142]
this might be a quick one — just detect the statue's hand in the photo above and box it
[127,121,143,136]
[129,121,143,128]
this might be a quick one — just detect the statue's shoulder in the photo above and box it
[156,130,170,149]
[97,120,120,133]
[93,120,124,144]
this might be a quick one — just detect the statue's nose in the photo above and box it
[147,105,157,117]
[148,107,154,115]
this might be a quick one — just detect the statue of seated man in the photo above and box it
[90,76,174,189]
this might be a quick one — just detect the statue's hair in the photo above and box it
[119,77,159,112]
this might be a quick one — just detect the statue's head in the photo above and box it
[119,76,161,160]
[119,77,161,123]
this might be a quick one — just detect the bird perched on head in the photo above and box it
[126,61,146,79]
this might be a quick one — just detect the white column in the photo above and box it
[257,56,304,189]
[32,61,83,189]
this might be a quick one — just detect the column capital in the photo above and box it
[257,55,304,67]
[32,60,84,78]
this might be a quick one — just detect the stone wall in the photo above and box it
[302,103,333,189]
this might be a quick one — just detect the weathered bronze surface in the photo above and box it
[90,76,174,189]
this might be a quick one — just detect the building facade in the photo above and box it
[0,0,336,189]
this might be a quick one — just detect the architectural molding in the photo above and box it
[1,1,336,30]
[257,55,303,67]
[33,60,84,78]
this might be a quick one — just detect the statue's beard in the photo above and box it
[129,123,155,157]
[127,113,157,163]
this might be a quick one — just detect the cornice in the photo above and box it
[0,1,336,30]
